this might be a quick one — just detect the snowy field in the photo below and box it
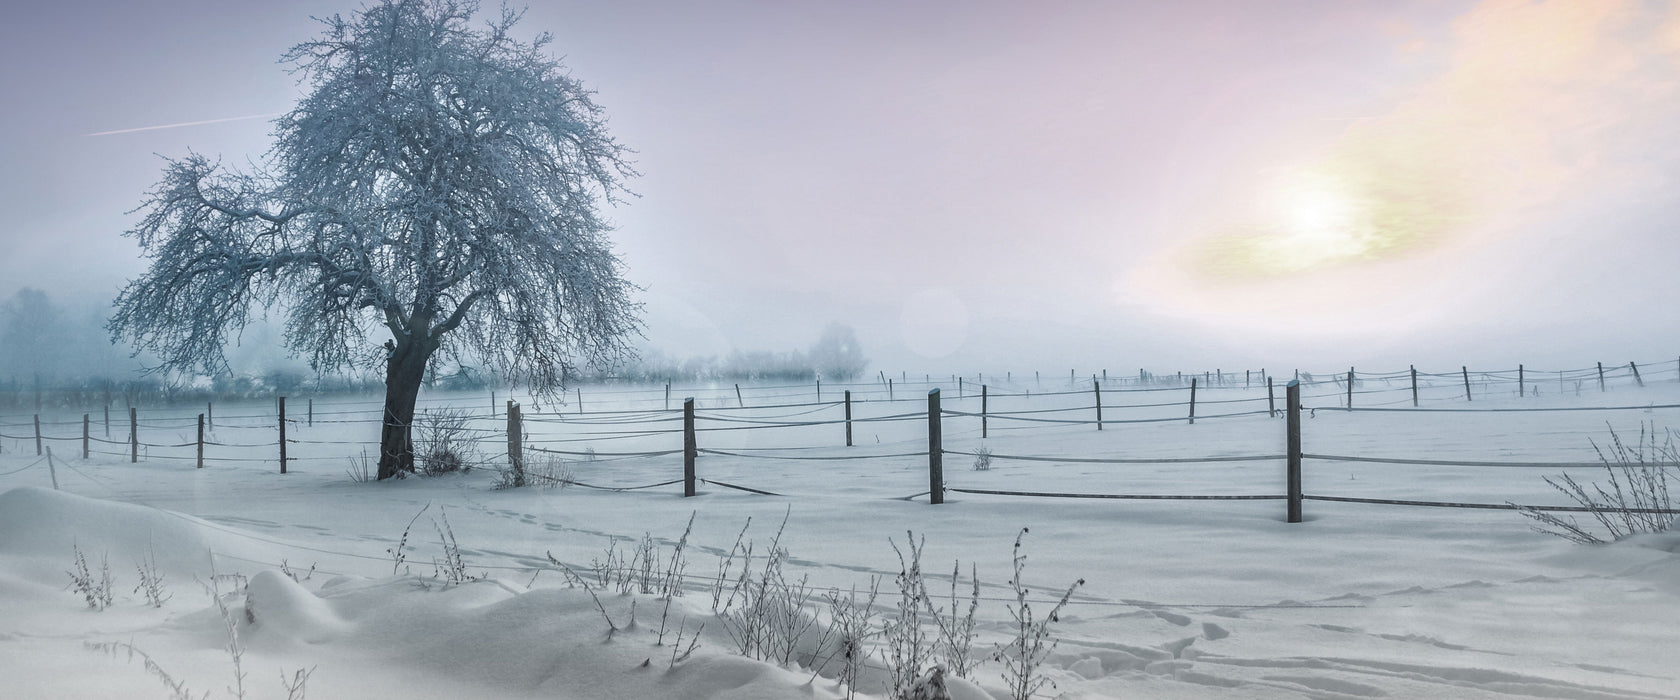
[1,368,1678,699]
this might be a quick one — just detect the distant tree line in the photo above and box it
[0,287,869,410]
[609,323,868,383]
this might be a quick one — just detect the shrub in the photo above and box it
[415,408,480,476]
[1516,424,1677,544]
[501,452,574,490]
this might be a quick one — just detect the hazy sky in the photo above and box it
[3,0,1679,377]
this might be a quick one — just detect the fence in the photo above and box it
[4,359,1680,522]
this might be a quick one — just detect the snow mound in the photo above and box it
[0,487,924,699]
[243,569,350,645]
[0,487,280,582]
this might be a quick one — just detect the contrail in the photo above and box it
[88,112,281,137]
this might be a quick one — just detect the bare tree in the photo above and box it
[110,0,640,479]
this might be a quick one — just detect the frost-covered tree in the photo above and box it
[0,288,67,385]
[110,0,640,479]
[809,322,866,380]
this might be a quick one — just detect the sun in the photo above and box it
[1211,170,1375,275]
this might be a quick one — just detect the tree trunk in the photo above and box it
[378,339,435,480]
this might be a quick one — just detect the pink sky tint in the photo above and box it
[1,0,1677,376]
[1119,0,1680,360]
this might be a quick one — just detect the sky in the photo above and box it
[2,0,1680,378]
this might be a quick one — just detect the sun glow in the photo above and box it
[1249,172,1371,273]
[1186,165,1421,279]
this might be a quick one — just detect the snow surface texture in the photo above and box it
[1,370,1677,698]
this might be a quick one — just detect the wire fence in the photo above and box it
[4,359,1679,520]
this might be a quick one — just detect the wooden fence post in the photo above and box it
[197,413,204,469]
[927,389,944,505]
[1462,367,1472,402]
[1518,364,1525,397]
[46,447,58,490]
[844,390,853,447]
[207,401,213,430]
[1411,365,1419,407]
[1189,378,1198,424]
[1287,380,1302,524]
[1268,377,1276,417]
[130,407,138,463]
[1093,379,1103,431]
[491,391,496,418]
[82,414,89,459]
[307,398,313,427]
[278,397,287,474]
[981,385,989,439]
[1631,362,1644,387]
[577,387,583,414]
[735,383,744,407]
[888,379,893,400]
[507,401,523,484]
[1598,362,1605,392]
[683,398,696,497]
[104,402,110,437]
[665,382,671,411]
[33,414,41,456]
[1346,367,1354,408]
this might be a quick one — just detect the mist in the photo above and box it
[3,0,1679,384]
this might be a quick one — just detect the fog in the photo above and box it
[3,0,1678,385]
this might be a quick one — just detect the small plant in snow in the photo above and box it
[994,528,1083,700]
[972,446,993,471]
[1516,423,1677,544]
[593,536,629,592]
[134,545,171,608]
[68,542,114,611]
[660,512,695,598]
[530,453,576,490]
[281,666,316,700]
[431,506,478,585]
[884,532,937,699]
[497,451,575,489]
[932,561,981,679]
[85,641,204,700]
[812,579,881,700]
[280,559,315,583]
[199,569,247,700]
[667,617,704,669]
[711,517,753,612]
[345,449,375,483]
[717,507,819,666]
[389,502,431,575]
[632,533,661,594]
